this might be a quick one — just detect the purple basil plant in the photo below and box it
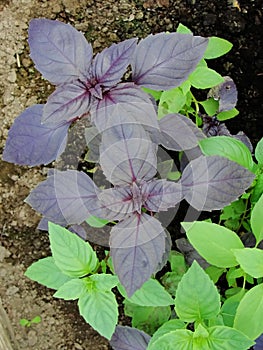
[3,18,208,166]
[2,18,255,297]
[25,112,254,296]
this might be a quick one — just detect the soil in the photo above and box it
[0,0,262,349]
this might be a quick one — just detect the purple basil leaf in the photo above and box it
[159,113,205,151]
[37,217,49,231]
[181,155,255,211]
[25,170,103,225]
[100,115,157,185]
[3,104,69,166]
[208,76,237,112]
[155,230,172,272]
[110,325,151,350]
[180,146,203,172]
[132,32,208,90]
[84,126,101,162]
[99,187,135,220]
[142,179,183,212]
[176,238,209,269]
[28,19,92,85]
[110,213,166,296]
[202,116,231,137]
[92,38,137,88]
[42,81,91,126]
[91,82,159,134]
[255,334,263,350]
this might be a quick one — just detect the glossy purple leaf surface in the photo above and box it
[132,32,208,90]
[181,155,255,211]
[110,325,150,350]
[2,105,69,166]
[92,38,137,88]
[159,113,205,151]
[110,213,166,296]
[28,19,92,84]
[42,81,91,126]
[99,115,157,185]
[91,82,159,133]
[25,170,103,225]
[142,179,183,212]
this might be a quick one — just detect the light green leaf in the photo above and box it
[182,221,244,268]
[167,171,181,181]
[200,98,219,116]
[233,248,263,278]
[251,173,263,204]
[124,301,171,335]
[48,222,98,277]
[174,261,220,322]
[119,278,174,306]
[255,137,263,164]
[189,67,224,89]
[234,283,263,340]
[204,37,233,59]
[177,23,192,34]
[221,289,246,327]
[251,193,263,245]
[78,289,118,340]
[198,136,254,171]
[217,108,239,121]
[89,273,118,291]
[159,87,187,114]
[142,87,162,101]
[180,80,191,95]
[206,326,254,349]
[54,278,87,300]
[205,266,225,283]
[169,251,187,275]
[147,329,193,350]
[85,215,109,228]
[148,319,186,347]
[25,257,72,290]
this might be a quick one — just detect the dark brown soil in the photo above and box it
[0,0,262,349]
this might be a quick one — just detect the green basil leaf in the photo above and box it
[189,67,224,89]
[234,283,263,340]
[182,221,244,268]
[147,329,193,350]
[199,136,254,171]
[49,222,98,277]
[54,278,87,300]
[206,326,254,349]
[255,137,263,164]
[204,37,233,59]
[174,261,220,322]
[85,215,109,228]
[217,108,239,121]
[251,194,263,245]
[25,256,72,290]
[233,248,263,278]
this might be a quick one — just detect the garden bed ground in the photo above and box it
[0,0,262,349]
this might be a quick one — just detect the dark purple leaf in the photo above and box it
[208,76,237,112]
[110,213,166,296]
[202,116,231,137]
[99,187,135,220]
[132,32,208,90]
[110,325,151,350]
[92,38,137,88]
[25,170,103,225]
[2,105,69,166]
[37,217,49,231]
[42,81,91,126]
[28,19,92,84]
[176,238,209,269]
[142,179,183,212]
[255,334,263,350]
[70,221,111,247]
[181,155,255,211]
[100,115,157,185]
[159,113,205,151]
[91,82,159,134]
